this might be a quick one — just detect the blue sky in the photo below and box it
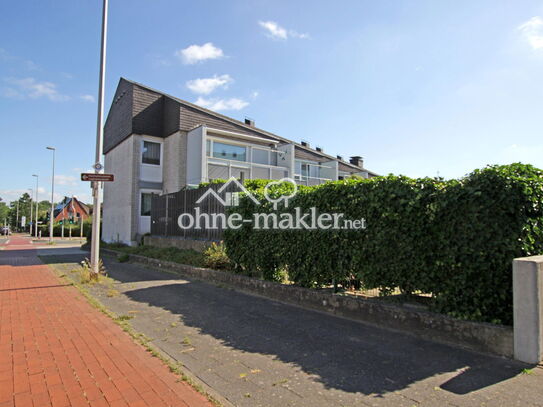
[1,0,543,204]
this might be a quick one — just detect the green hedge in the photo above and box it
[38,222,92,238]
[223,164,543,324]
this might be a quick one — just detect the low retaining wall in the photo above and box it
[103,249,513,358]
[143,235,214,252]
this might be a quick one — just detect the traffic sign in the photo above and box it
[81,173,114,182]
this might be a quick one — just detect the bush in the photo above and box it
[223,163,543,324]
[38,221,92,238]
[117,253,129,263]
[203,242,232,270]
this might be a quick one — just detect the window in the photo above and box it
[252,148,269,165]
[270,151,278,166]
[141,193,153,216]
[212,142,247,162]
[142,141,161,165]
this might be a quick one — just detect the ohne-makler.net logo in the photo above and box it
[177,177,367,231]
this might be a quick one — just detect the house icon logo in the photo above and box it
[196,177,260,206]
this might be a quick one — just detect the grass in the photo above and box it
[107,288,120,297]
[103,243,206,268]
[49,262,222,406]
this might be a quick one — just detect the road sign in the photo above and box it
[81,173,114,182]
[93,162,103,171]
[21,216,26,227]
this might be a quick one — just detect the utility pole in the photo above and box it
[16,201,19,232]
[47,147,56,241]
[90,0,108,276]
[29,188,33,236]
[32,174,39,238]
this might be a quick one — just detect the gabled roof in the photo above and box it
[120,78,378,176]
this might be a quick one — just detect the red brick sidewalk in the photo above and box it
[0,235,213,407]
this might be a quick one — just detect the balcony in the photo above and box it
[294,174,333,186]
[206,157,289,181]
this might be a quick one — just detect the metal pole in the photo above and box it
[33,174,39,238]
[16,201,19,232]
[90,0,108,275]
[47,147,56,241]
[29,189,33,236]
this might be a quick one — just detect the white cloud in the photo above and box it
[251,91,259,99]
[54,175,78,187]
[175,43,224,64]
[518,16,543,50]
[186,74,233,95]
[0,48,39,71]
[195,97,249,111]
[3,77,70,101]
[258,21,309,40]
[80,94,95,102]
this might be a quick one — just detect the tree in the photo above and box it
[0,198,9,226]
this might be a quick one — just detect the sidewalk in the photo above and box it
[0,235,213,407]
[44,248,543,407]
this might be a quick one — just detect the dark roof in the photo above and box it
[120,78,379,176]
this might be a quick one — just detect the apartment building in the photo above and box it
[102,78,378,245]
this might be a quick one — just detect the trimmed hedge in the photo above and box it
[223,164,543,324]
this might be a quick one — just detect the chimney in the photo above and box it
[244,117,255,127]
[315,146,323,152]
[336,155,343,161]
[301,140,310,148]
[350,156,363,167]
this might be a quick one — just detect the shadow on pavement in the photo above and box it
[41,254,530,397]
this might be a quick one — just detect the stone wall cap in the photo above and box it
[513,255,543,263]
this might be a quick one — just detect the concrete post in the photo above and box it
[513,255,543,364]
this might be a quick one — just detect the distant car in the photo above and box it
[1,226,11,235]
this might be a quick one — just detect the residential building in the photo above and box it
[102,78,378,245]
[53,196,90,223]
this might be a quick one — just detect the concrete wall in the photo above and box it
[144,235,213,252]
[103,135,138,244]
[162,131,187,193]
[277,143,295,178]
[514,255,543,363]
[186,126,206,186]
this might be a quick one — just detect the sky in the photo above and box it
[1,0,543,204]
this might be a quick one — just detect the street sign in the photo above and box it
[21,216,26,227]
[81,173,114,182]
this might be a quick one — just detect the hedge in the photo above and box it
[223,163,543,324]
[38,222,92,238]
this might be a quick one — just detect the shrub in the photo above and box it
[117,253,129,263]
[203,242,232,270]
[223,163,543,324]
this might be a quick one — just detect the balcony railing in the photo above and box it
[206,157,289,181]
[294,174,333,186]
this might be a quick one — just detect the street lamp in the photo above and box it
[90,0,109,276]
[46,146,56,242]
[32,174,39,238]
[28,188,33,235]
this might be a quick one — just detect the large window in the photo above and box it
[140,193,153,216]
[252,148,269,165]
[212,142,247,162]
[142,141,161,165]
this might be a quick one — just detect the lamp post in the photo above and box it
[28,188,33,235]
[90,0,109,276]
[46,147,56,242]
[32,174,39,238]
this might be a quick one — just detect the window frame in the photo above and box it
[141,139,163,166]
